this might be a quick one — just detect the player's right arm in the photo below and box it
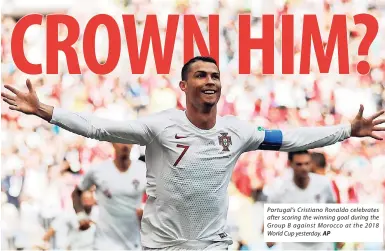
[1,79,153,145]
[73,187,92,231]
[72,168,95,231]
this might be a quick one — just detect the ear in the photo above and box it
[179,80,187,92]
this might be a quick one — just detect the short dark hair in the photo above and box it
[181,56,218,81]
[288,150,309,162]
[311,152,326,168]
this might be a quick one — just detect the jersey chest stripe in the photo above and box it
[258,130,283,150]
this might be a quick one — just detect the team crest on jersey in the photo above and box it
[132,179,140,190]
[218,133,232,151]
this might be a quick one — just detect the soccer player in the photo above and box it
[72,143,146,250]
[2,56,385,250]
[311,152,345,250]
[39,190,97,250]
[266,150,338,250]
[311,152,341,204]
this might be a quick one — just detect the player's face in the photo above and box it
[180,61,221,109]
[112,143,133,161]
[290,154,312,178]
[81,192,95,212]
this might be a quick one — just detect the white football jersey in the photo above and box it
[51,107,351,249]
[51,207,99,250]
[78,159,146,250]
[267,173,337,250]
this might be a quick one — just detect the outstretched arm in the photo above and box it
[2,79,54,121]
[277,105,384,152]
[2,79,152,145]
[244,105,385,152]
[50,107,151,144]
[256,123,350,152]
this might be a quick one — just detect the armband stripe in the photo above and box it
[258,130,283,150]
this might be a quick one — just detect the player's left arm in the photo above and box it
[282,105,384,151]
[246,105,384,152]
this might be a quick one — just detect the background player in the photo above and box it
[2,56,385,250]
[72,143,146,250]
[37,190,97,250]
[311,152,345,250]
[311,152,341,204]
[266,150,337,250]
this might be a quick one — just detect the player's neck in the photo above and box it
[185,104,217,130]
[114,158,131,172]
[294,175,310,189]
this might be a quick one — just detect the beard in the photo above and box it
[197,93,219,110]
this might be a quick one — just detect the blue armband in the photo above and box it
[258,130,283,150]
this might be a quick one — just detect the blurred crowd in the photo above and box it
[2,0,385,250]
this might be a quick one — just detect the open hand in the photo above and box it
[1,79,40,115]
[351,104,385,140]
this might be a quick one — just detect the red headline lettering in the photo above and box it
[11,14,378,75]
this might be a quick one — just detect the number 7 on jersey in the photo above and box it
[173,144,190,167]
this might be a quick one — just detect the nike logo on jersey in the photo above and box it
[175,134,187,139]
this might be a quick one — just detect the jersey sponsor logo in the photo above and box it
[132,179,140,190]
[218,133,232,151]
[257,126,265,131]
[219,232,228,238]
[175,134,187,139]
